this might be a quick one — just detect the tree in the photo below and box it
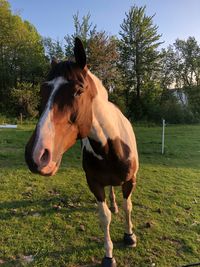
[11,82,40,117]
[119,5,163,119]
[64,12,96,59]
[158,37,200,123]
[64,13,121,92]
[161,37,200,89]
[43,37,64,60]
[16,21,47,85]
[174,37,200,87]
[0,0,47,113]
[159,46,179,90]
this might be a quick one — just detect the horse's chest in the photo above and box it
[82,138,132,186]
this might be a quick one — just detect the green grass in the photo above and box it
[0,124,200,267]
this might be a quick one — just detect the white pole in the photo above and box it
[161,119,165,155]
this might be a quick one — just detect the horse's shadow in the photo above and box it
[0,196,95,220]
[0,197,131,267]
[0,197,102,266]
[0,249,102,267]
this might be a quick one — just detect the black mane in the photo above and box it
[47,61,82,81]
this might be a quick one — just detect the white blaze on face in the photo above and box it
[32,76,68,168]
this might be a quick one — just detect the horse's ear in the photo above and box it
[74,37,86,69]
[51,56,58,68]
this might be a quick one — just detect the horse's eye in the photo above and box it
[74,88,84,97]
[69,111,77,124]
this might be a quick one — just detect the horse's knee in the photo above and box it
[123,197,132,212]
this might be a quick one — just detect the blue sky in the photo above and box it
[8,0,200,48]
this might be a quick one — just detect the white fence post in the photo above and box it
[161,119,166,155]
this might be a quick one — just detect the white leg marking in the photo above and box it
[123,196,133,234]
[98,201,113,258]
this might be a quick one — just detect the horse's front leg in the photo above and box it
[98,201,117,267]
[86,178,116,267]
[109,186,119,214]
[122,178,137,247]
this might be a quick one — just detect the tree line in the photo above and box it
[0,0,200,123]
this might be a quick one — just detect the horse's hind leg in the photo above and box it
[109,186,118,214]
[122,178,137,247]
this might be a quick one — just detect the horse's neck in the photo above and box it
[87,71,108,101]
[86,71,137,162]
[87,71,121,146]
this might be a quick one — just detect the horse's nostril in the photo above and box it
[40,149,50,164]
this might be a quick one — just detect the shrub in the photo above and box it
[10,82,40,118]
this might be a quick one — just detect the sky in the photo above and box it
[8,0,200,48]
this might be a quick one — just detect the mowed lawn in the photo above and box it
[0,124,200,267]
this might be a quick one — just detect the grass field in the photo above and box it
[0,124,200,267]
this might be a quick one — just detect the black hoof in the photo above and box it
[109,205,118,214]
[123,233,137,247]
[101,256,117,267]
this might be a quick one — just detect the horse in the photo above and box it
[25,38,139,267]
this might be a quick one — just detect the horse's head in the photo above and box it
[25,38,96,176]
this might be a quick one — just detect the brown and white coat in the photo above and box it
[25,38,139,267]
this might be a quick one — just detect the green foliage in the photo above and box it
[174,37,200,87]
[87,33,121,90]
[139,82,163,122]
[119,5,163,120]
[184,86,200,120]
[158,89,199,124]
[161,99,187,123]
[109,91,126,114]
[0,0,47,111]
[64,12,97,58]
[0,1,200,124]
[10,82,40,118]
[161,37,200,88]
[43,37,65,60]
[160,46,177,89]
[64,13,121,92]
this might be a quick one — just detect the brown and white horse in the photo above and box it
[25,38,139,267]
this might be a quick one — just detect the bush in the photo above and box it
[158,89,200,124]
[109,92,127,115]
[0,114,18,124]
[160,99,185,123]
[10,82,40,118]
[184,86,200,121]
